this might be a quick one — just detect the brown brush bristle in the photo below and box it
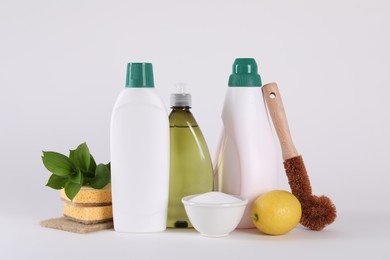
[284,155,337,231]
[300,196,337,231]
[284,156,312,199]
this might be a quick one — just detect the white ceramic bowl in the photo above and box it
[182,194,248,237]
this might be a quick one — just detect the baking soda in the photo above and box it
[189,192,243,204]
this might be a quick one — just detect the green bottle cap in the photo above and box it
[228,58,262,87]
[126,63,155,88]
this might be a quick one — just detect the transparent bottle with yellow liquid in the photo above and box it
[167,84,214,228]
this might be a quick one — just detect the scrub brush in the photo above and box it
[263,83,337,231]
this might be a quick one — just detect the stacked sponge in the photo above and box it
[60,184,113,224]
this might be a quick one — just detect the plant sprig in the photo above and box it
[42,142,110,201]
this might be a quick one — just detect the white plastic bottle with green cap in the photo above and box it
[110,63,169,232]
[214,58,278,229]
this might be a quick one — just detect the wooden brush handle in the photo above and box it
[263,83,299,160]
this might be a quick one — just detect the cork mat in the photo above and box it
[40,217,113,234]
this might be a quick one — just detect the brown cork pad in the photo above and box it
[40,217,113,234]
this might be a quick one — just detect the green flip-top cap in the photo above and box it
[126,62,155,88]
[228,58,262,87]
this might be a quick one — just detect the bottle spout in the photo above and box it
[171,83,192,107]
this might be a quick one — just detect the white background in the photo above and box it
[1,0,389,259]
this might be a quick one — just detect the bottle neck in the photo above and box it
[169,106,197,127]
[171,106,191,110]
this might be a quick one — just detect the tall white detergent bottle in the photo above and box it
[110,63,169,232]
[214,58,278,229]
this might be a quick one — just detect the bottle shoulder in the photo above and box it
[223,87,267,118]
[169,108,198,127]
[113,88,167,112]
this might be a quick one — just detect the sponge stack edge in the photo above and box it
[60,184,113,225]
[60,184,112,206]
[63,203,113,224]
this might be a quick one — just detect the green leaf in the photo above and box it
[83,176,93,186]
[90,164,110,189]
[46,174,68,190]
[87,154,97,177]
[70,170,83,185]
[64,180,82,201]
[42,151,75,177]
[72,143,91,172]
[69,149,76,162]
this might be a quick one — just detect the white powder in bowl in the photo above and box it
[189,192,243,204]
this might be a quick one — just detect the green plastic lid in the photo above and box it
[228,58,262,87]
[126,63,154,88]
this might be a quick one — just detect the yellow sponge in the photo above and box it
[63,203,113,224]
[60,184,112,206]
[60,184,113,224]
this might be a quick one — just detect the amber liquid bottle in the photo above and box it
[167,85,214,228]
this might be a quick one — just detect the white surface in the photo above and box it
[111,88,169,232]
[1,0,390,259]
[1,210,389,259]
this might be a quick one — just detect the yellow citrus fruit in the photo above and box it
[251,190,302,235]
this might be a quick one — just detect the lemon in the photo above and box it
[251,190,302,235]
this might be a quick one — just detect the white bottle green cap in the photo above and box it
[228,58,262,87]
[126,63,154,88]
